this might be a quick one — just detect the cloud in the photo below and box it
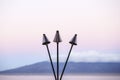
[69,50,120,62]
[50,50,120,62]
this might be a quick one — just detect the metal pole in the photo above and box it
[46,45,57,80]
[53,30,62,80]
[57,43,59,80]
[60,45,73,80]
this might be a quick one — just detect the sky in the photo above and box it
[0,0,120,71]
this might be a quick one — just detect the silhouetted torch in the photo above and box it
[53,31,62,80]
[60,34,77,80]
[42,34,57,80]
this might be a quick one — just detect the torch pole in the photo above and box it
[46,45,57,80]
[57,42,59,80]
[60,45,73,80]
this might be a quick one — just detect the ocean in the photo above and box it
[0,74,120,80]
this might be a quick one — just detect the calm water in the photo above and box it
[0,75,120,80]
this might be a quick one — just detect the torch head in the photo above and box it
[53,30,62,43]
[42,34,50,45]
[69,34,77,45]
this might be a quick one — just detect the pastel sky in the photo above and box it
[0,0,120,71]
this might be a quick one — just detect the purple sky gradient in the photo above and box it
[0,0,120,71]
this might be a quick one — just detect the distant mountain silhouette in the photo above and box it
[0,62,120,74]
